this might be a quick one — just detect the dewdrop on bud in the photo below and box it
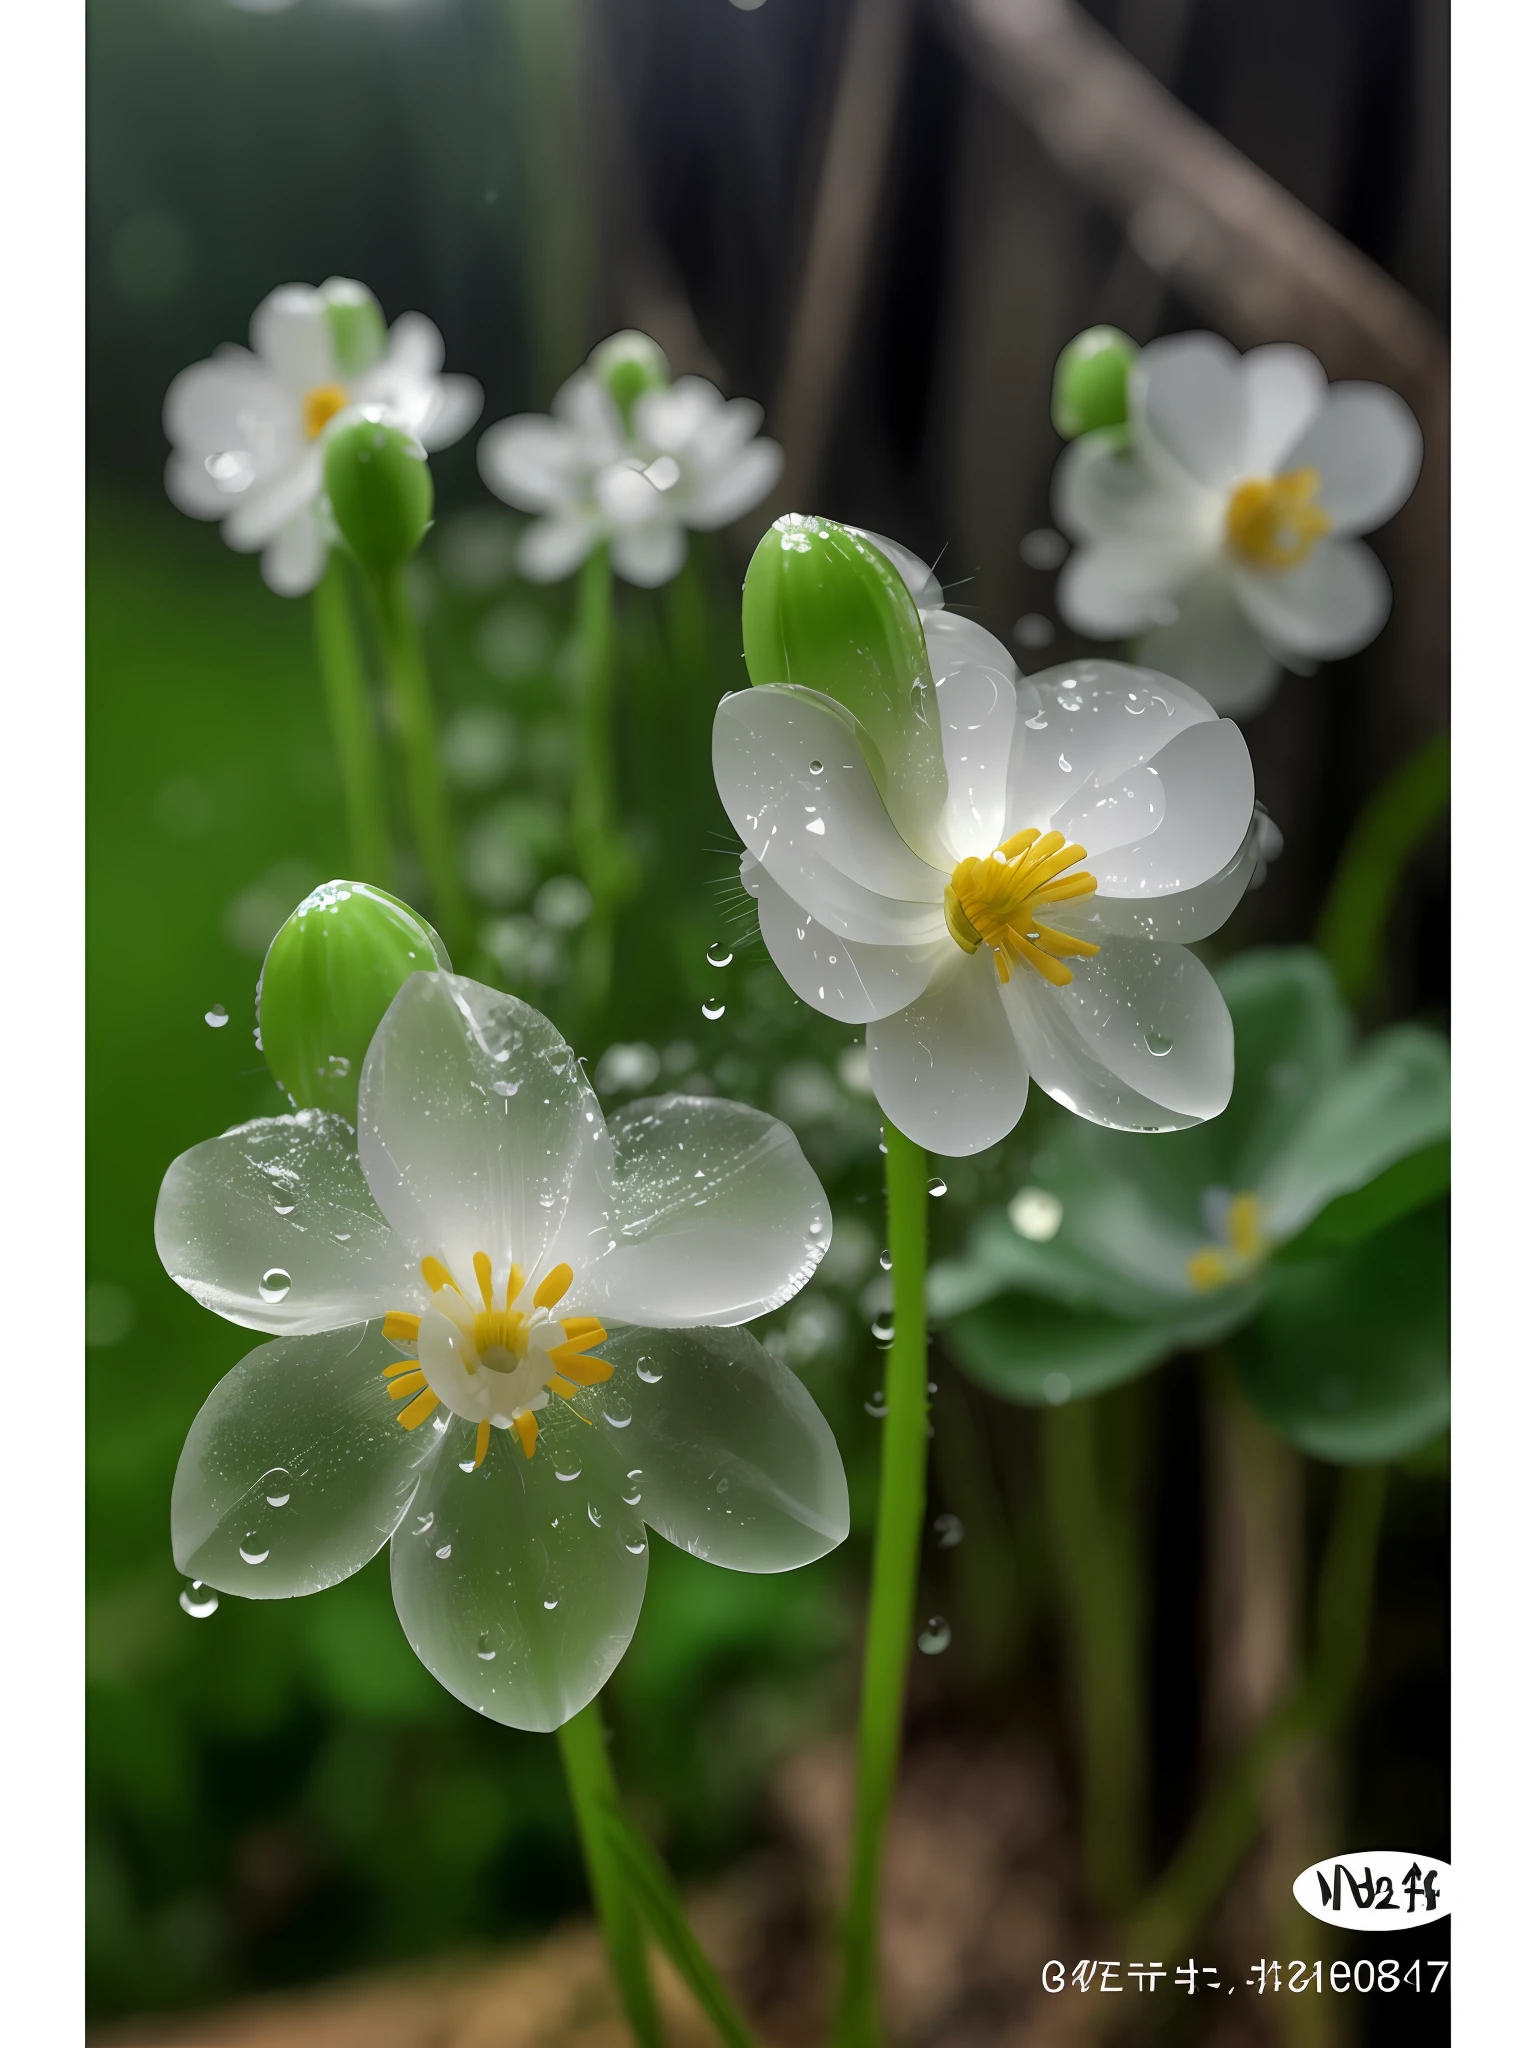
[1051,326,1138,439]
[324,416,433,574]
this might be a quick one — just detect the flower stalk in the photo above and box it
[556,1699,663,2048]
[310,555,392,884]
[834,1121,930,2048]
[572,543,630,1025]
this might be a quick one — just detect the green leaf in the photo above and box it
[1280,1137,1450,1260]
[945,1288,1255,1405]
[1215,948,1352,1192]
[1235,1200,1449,1464]
[1314,732,1450,1009]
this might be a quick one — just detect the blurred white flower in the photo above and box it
[164,277,482,596]
[478,342,783,588]
[1053,335,1421,716]
[715,529,1266,1156]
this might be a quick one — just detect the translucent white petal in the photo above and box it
[867,948,1029,1156]
[1005,658,1215,834]
[610,519,688,587]
[1069,812,1260,941]
[1070,717,1253,896]
[571,1093,828,1325]
[1057,538,1206,638]
[1131,564,1283,716]
[1006,937,1233,1127]
[1240,344,1327,475]
[165,453,230,522]
[1132,331,1247,490]
[932,657,1017,856]
[156,1111,419,1335]
[1232,540,1391,661]
[381,309,444,381]
[163,349,295,465]
[478,416,589,512]
[1280,382,1422,536]
[250,283,336,395]
[357,974,599,1281]
[172,1323,444,1597]
[389,1405,647,1732]
[595,462,665,527]
[713,685,947,938]
[923,609,1017,681]
[632,377,722,452]
[552,369,628,464]
[751,860,942,1022]
[599,1324,849,1570]
[681,438,782,529]
[682,392,764,471]
[850,528,946,610]
[221,453,323,551]
[1052,428,1213,544]
[262,508,327,597]
[516,509,605,582]
[417,375,483,451]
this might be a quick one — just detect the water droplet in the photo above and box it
[322,1053,352,1080]
[879,1249,892,1271]
[927,1177,948,1198]
[272,1201,295,1217]
[260,1467,291,1507]
[1008,1187,1063,1242]
[622,1484,642,1506]
[259,1268,292,1303]
[204,1004,229,1028]
[625,1538,646,1555]
[543,1594,560,1610]
[414,1512,434,1536]
[493,1078,521,1097]
[436,1542,453,1559]
[603,1395,633,1428]
[702,999,725,1021]
[476,1634,497,1661]
[458,1457,478,1473]
[1042,1371,1072,1406]
[1024,709,1049,730]
[179,1581,219,1618]
[934,1512,965,1550]
[917,1616,952,1655]
[808,758,824,776]
[587,1502,603,1527]
[239,1535,269,1565]
[864,1391,889,1419]
[554,1459,582,1483]
[706,941,734,968]
[1144,1030,1174,1058]
[1058,752,1072,773]
[871,1315,895,1342]
[636,1360,663,1384]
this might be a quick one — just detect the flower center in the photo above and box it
[303,382,351,440]
[379,1253,610,1464]
[1187,1190,1269,1292]
[1224,467,1331,571]
[944,829,1100,988]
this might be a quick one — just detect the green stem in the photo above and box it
[573,544,627,1027]
[1041,1390,1147,1918]
[310,554,391,883]
[556,1700,663,2048]
[833,1122,929,2048]
[367,565,471,960]
[1314,731,1449,1008]
[1126,1463,1388,1959]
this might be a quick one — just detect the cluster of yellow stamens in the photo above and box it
[379,1253,610,1465]
[945,828,1100,988]
[303,382,351,440]
[1187,1193,1268,1292]
[1225,467,1331,571]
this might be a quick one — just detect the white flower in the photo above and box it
[1053,335,1422,716]
[714,529,1263,1157]
[156,975,847,1732]
[478,361,783,588]
[164,277,483,597]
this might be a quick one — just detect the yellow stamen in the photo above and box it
[548,1349,613,1386]
[549,1375,579,1400]
[382,1310,421,1344]
[473,1418,491,1469]
[382,1357,422,1381]
[302,381,350,440]
[504,1263,525,1310]
[387,1370,427,1400]
[533,1263,574,1310]
[1187,1249,1231,1294]
[397,1386,440,1430]
[513,1410,539,1458]
[946,832,1100,988]
[421,1257,460,1295]
[1225,467,1331,571]
[1228,1193,1264,1262]
[1186,1190,1271,1292]
[473,1251,495,1309]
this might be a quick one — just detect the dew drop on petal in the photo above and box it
[238,1535,269,1565]
[934,1512,965,1550]
[917,1616,952,1655]
[179,1581,219,1619]
[543,1595,560,1610]
[636,1360,663,1384]
[492,1078,521,1097]
[260,1467,291,1508]
[864,1391,889,1419]
[808,758,824,775]
[587,1503,602,1527]
[706,941,734,968]
[871,1315,895,1342]
[475,1634,497,1662]
[879,1248,892,1271]
[458,1457,478,1474]
[927,1177,948,1198]
[603,1395,633,1429]
[1144,1031,1174,1058]
[554,1459,582,1483]
[259,1268,292,1303]
[272,1202,295,1217]
[205,1004,229,1028]
[702,999,725,1021]
[436,1542,453,1559]
[625,1538,646,1555]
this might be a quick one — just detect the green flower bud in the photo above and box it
[1052,326,1138,439]
[741,514,946,858]
[258,881,450,1119]
[589,330,670,426]
[322,277,388,377]
[324,418,433,575]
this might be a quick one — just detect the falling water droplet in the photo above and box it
[636,1360,663,1384]
[179,1581,219,1618]
[1143,1030,1174,1058]
[701,999,725,1021]
[603,1394,633,1429]
[934,1512,965,1550]
[917,1616,952,1655]
[879,1249,892,1271]
[259,1268,292,1303]
[926,1177,948,1198]
[260,1468,291,1508]
[204,1004,229,1028]
[871,1315,895,1342]
[475,1633,497,1661]
[706,941,734,968]
[238,1534,269,1565]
